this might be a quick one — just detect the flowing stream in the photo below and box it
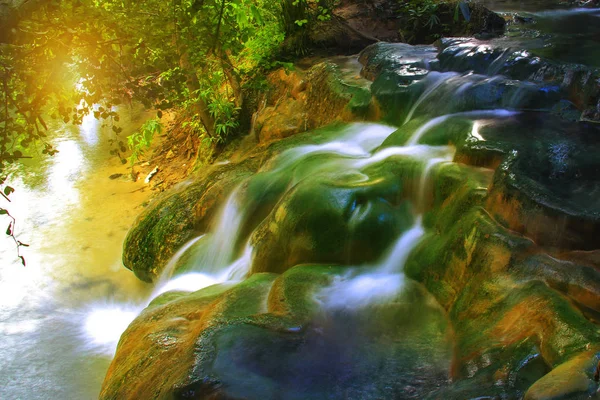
[0,108,154,399]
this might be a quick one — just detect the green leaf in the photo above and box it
[4,186,14,196]
[0,209,7,215]
[250,5,264,25]
[6,222,13,236]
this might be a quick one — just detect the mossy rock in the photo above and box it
[250,164,415,274]
[101,264,453,399]
[122,159,260,282]
[255,61,374,143]
[402,156,600,396]
[380,116,473,148]
[305,62,373,121]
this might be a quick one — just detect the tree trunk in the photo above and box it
[219,49,243,109]
[179,52,215,137]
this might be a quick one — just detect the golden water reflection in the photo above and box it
[0,107,155,399]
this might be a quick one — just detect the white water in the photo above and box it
[404,72,460,124]
[317,117,459,310]
[267,123,396,172]
[152,244,253,297]
[318,217,425,310]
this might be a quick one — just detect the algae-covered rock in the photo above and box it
[100,265,453,400]
[250,172,414,274]
[255,60,374,143]
[122,158,260,282]
[397,152,600,396]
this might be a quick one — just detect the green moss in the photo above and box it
[270,264,346,320]
[123,159,259,282]
[250,169,414,274]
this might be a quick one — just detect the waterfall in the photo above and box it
[316,119,461,310]
[404,72,460,124]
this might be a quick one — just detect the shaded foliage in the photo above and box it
[0,0,290,261]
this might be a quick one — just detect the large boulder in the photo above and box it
[100,265,453,400]
[250,168,414,274]
[254,60,374,143]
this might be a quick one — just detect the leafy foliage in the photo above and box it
[0,0,295,261]
[279,0,337,55]
[0,188,28,266]
[398,0,471,43]
[127,118,163,168]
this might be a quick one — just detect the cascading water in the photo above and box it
[86,86,527,358]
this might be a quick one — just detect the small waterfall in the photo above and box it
[417,157,450,212]
[153,235,205,289]
[150,186,256,297]
[195,187,246,274]
[82,188,251,355]
[316,218,426,310]
[404,72,460,124]
[152,244,253,297]
[317,124,458,310]
[378,216,425,274]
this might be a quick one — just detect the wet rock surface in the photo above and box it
[122,159,260,282]
[254,59,374,143]
[100,266,452,400]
